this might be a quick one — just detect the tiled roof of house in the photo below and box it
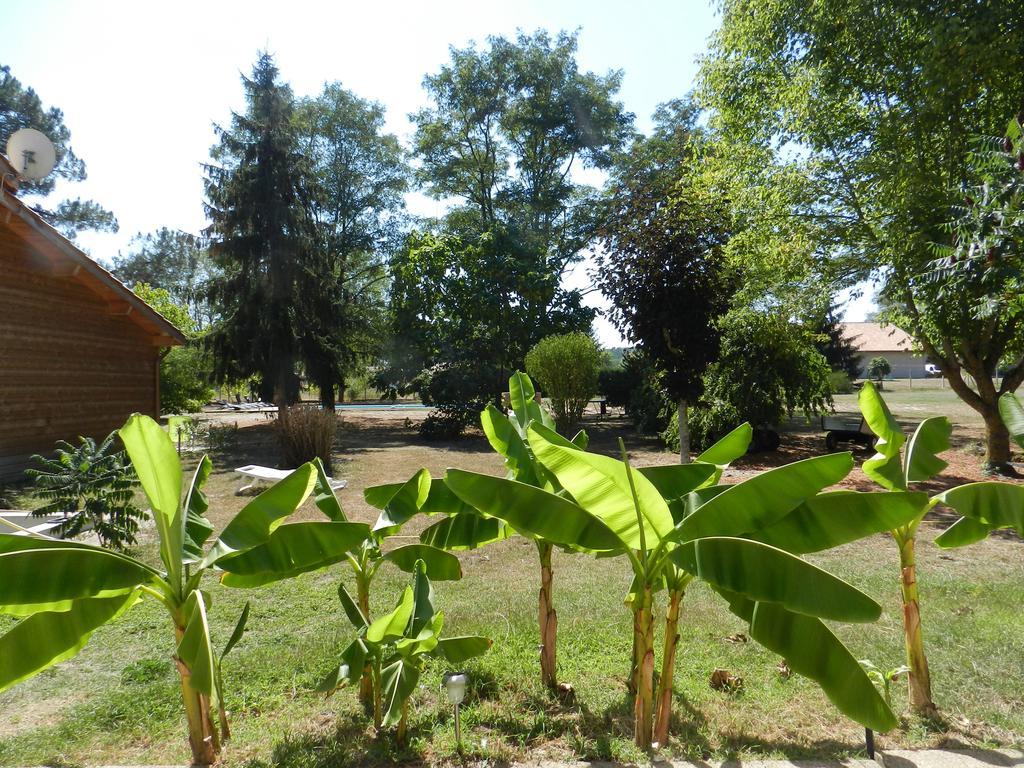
[840,322,915,353]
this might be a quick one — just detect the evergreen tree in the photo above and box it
[203,53,312,417]
[812,302,862,379]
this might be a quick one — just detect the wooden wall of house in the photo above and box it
[0,234,159,480]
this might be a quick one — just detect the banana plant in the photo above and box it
[0,414,369,765]
[857,381,954,716]
[318,559,491,743]
[999,391,1024,451]
[445,422,921,748]
[313,466,463,707]
[933,481,1024,548]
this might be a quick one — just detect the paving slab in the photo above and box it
[876,749,1024,768]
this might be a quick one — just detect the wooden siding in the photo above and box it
[0,235,160,480]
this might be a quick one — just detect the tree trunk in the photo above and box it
[632,586,655,749]
[653,588,683,746]
[274,379,290,431]
[982,406,1013,473]
[898,535,937,717]
[538,542,558,690]
[175,627,220,765]
[372,660,383,732]
[320,381,336,412]
[357,575,374,707]
[678,399,690,464]
[396,700,408,745]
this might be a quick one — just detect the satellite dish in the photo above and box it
[6,128,57,181]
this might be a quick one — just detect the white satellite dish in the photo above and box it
[6,128,57,181]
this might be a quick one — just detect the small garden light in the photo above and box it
[442,671,469,749]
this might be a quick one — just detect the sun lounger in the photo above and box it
[234,465,346,494]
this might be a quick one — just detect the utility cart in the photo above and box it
[821,414,876,451]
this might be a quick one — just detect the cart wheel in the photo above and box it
[825,432,839,451]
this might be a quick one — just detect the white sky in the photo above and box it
[4,0,874,346]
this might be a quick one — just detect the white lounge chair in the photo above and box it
[234,465,347,494]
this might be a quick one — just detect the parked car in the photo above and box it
[925,363,942,377]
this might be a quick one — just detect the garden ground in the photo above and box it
[0,385,1021,767]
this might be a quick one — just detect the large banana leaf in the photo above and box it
[372,469,432,536]
[120,413,184,585]
[217,522,370,587]
[509,370,555,435]
[419,513,512,550]
[999,392,1024,450]
[381,657,421,726]
[749,491,929,554]
[366,587,414,643]
[527,423,673,548]
[675,453,854,542]
[338,584,369,630]
[670,537,881,622]
[313,458,347,522]
[934,516,994,548]
[0,547,155,613]
[317,638,368,691]
[433,635,492,663]
[183,456,214,564]
[746,599,896,732]
[444,469,621,551]
[859,382,906,490]
[904,417,952,484]
[481,404,541,485]
[639,463,720,500]
[204,463,318,564]
[408,560,435,637]
[696,423,753,466]
[0,592,138,691]
[383,544,462,580]
[933,482,1024,547]
[177,591,218,705]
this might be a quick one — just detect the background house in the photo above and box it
[0,154,185,480]
[840,321,928,378]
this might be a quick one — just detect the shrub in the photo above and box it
[278,406,336,471]
[830,371,854,394]
[25,432,144,549]
[418,412,466,441]
[598,366,633,408]
[525,333,603,432]
[416,362,501,438]
[867,356,891,385]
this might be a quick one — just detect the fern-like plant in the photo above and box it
[25,432,144,549]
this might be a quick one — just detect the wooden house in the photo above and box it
[0,153,186,480]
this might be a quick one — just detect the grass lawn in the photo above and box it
[0,404,1021,766]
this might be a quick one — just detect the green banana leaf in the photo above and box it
[999,392,1024,450]
[120,413,184,586]
[372,469,432,535]
[904,417,952,484]
[675,453,854,542]
[0,547,155,613]
[570,430,589,449]
[408,559,435,638]
[696,423,753,466]
[419,512,512,550]
[670,537,881,622]
[0,592,138,691]
[318,638,368,692]
[381,657,421,726]
[217,521,370,587]
[444,469,621,552]
[527,423,673,548]
[481,404,542,485]
[745,599,897,732]
[366,586,415,643]
[221,601,250,661]
[933,482,1024,547]
[177,591,218,705]
[338,583,369,630]
[183,456,214,564]
[383,544,462,580]
[934,515,993,548]
[204,463,318,564]
[509,371,556,434]
[313,458,347,522]
[859,382,906,490]
[749,490,929,554]
[639,463,720,501]
[433,635,492,663]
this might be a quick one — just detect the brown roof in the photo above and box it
[0,157,185,346]
[840,322,915,353]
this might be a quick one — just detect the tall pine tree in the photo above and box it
[204,53,312,419]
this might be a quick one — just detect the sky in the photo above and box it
[4,0,875,345]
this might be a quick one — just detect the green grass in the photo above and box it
[0,415,1022,766]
